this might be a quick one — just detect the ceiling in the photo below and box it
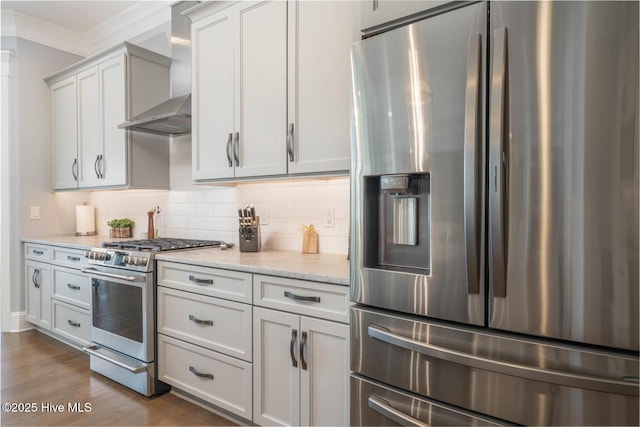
[0,1,141,33]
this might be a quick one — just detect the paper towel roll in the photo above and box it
[76,205,96,236]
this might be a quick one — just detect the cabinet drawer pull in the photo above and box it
[290,329,298,368]
[67,255,81,262]
[188,275,213,285]
[68,320,81,328]
[284,291,320,303]
[67,283,81,291]
[189,366,214,380]
[189,314,213,326]
[33,249,44,255]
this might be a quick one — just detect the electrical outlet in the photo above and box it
[325,208,335,228]
[260,209,270,226]
[30,207,40,220]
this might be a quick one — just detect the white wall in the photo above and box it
[1,37,86,329]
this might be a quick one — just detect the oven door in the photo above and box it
[82,266,154,363]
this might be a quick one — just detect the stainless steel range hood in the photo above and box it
[119,1,196,136]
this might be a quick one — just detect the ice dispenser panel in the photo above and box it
[363,174,430,274]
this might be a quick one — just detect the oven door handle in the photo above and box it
[81,268,146,282]
[82,345,147,374]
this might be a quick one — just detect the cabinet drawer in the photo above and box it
[52,266,91,309]
[253,275,349,323]
[158,286,252,361]
[52,300,90,346]
[157,261,252,303]
[24,243,51,262]
[158,334,252,420]
[52,247,89,268]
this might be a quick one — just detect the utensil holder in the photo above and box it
[239,224,260,252]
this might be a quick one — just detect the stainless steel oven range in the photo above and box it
[82,238,223,396]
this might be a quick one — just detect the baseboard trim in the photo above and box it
[7,311,32,332]
[170,388,254,426]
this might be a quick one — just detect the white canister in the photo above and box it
[75,205,96,236]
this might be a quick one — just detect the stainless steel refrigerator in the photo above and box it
[349,1,639,425]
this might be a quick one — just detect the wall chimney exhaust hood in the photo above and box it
[119,94,191,135]
[119,1,196,136]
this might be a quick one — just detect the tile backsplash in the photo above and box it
[89,177,350,255]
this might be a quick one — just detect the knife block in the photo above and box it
[239,224,260,252]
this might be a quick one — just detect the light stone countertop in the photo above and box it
[155,248,350,286]
[21,235,350,286]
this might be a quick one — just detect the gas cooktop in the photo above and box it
[102,238,222,252]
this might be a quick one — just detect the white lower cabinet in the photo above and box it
[156,261,254,421]
[253,306,349,427]
[155,261,349,426]
[24,243,91,347]
[158,334,253,419]
[52,299,90,346]
[25,260,52,329]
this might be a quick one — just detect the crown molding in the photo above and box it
[87,1,171,54]
[1,10,90,56]
[0,2,171,57]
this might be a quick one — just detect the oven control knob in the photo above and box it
[97,252,107,261]
[123,256,132,265]
[136,257,148,267]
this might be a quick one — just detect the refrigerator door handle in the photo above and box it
[464,33,482,295]
[368,395,430,427]
[368,325,638,396]
[489,27,508,298]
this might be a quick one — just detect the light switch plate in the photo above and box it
[30,207,40,220]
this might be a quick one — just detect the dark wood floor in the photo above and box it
[1,330,239,426]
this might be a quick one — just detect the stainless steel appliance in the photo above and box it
[350,1,639,425]
[82,238,222,396]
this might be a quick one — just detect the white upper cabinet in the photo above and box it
[287,0,352,175]
[187,0,353,182]
[46,43,171,191]
[236,0,288,178]
[77,65,101,188]
[192,7,235,180]
[51,76,79,190]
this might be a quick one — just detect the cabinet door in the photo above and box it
[235,1,288,178]
[253,307,300,426]
[100,55,128,187]
[51,76,78,190]
[287,1,352,175]
[25,260,51,329]
[192,8,236,180]
[299,317,349,426]
[77,66,102,188]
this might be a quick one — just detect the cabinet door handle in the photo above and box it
[33,249,44,256]
[67,255,81,262]
[300,331,308,370]
[233,132,240,167]
[98,154,104,179]
[67,283,81,291]
[290,328,298,368]
[287,123,294,162]
[189,366,214,380]
[284,291,320,303]
[32,268,40,288]
[188,314,213,326]
[68,320,81,328]
[72,158,78,181]
[225,133,233,167]
[94,155,101,179]
[188,275,213,285]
